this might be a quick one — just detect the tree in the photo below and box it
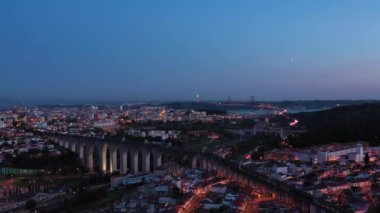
[25,199,37,210]
[364,153,370,166]
[171,186,183,199]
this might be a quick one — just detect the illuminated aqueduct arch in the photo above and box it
[53,136,163,175]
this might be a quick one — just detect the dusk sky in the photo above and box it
[1,1,380,102]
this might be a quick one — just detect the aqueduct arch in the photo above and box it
[48,135,168,175]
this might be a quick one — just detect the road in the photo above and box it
[243,197,274,213]
[178,179,229,213]
[0,182,109,213]
[0,191,72,213]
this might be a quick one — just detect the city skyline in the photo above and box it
[2,1,380,211]
[1,1,380,101]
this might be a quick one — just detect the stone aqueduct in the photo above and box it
[44,133,345,213]
[193,154,347,213]
[46,134,165,175]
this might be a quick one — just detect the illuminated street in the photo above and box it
[243,197,273,213]
[179,179,230,213]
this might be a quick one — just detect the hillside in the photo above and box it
[289,103,380,147]
[164,100,378,111]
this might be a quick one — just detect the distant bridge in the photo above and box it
[228,128,307,139]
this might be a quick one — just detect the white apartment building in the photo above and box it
[294,143,364,163]
[0,121,6,128]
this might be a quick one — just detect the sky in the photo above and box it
[1,0,380,102]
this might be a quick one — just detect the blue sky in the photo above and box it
[1,0,380,102]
